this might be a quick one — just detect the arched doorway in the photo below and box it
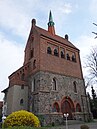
[61,97,74,119]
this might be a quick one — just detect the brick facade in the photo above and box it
[2,12,92,125]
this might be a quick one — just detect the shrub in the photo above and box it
[80,124,89,129]
[3,110,40,128]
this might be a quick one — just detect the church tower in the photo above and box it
[2,11,91,125]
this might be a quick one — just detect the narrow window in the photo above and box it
[73,81,77,93]
[20,99,24,106]
[33,60,36,69]
[72,54,76,62]
[21,73,25,81]
[66,53,70,60]
[30,49,34,58]
[61,51,65,58]
[76,103,81,112]
[47,47,52,54]
[53,102,60,112]
[21,84,24,89]
[32,79,35,92]
[52,78,57,90]
[54,49,58,56]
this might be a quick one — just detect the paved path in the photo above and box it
[0,120,97,129]
[68,122,97,129]
[47,120,97,129]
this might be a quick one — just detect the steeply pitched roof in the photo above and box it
[34,25,79,50]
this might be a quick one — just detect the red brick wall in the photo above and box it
[9,25,83,87]
[39,36,83,79]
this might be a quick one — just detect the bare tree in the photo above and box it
[85,47,97,84]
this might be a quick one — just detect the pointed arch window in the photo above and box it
[21,84,24,89]
[54,49,58,56]
[30,48,34,58]
[32,79,35,92]
[47,47,52,54]
[76,103,81,112]
[61,51,65,58]
[52,78,57,90]
[33,60,36,69]
[20,99,24,106]
[66,53,70,60]
[53,102,60,112]
[72,54,76,62]
[21,73,25,81]
[73,81,77,93]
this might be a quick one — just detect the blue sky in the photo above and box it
[0,0,97,100]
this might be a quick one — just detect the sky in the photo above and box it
[0,0,97,100]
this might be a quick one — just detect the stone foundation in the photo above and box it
[37,113,63,126]
[37,112,93,126]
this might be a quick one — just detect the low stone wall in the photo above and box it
[37,112,93,126]
[37,113,64,126]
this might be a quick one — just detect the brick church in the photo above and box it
[2,11,91,125]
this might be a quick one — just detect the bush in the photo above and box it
[3,110,40,128]
[80,124,89,129]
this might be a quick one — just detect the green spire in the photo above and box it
[48,10,55,26]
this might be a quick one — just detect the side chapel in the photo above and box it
[2,11,91,125]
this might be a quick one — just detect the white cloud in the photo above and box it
[89,0,97,15]
[0,32,24,100]
[0,0,74,40]
[59,3,72,14]
[74,35,97,82]
[74,35,97,94]
[1,0,97,100]
[0,0,30,39]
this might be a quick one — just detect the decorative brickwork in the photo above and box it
[2,11,92,125]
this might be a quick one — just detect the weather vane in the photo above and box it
[92,23,97,39]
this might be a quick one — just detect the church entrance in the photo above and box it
[61,97,74,119]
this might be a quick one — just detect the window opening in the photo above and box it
[72,55,76,62]
[52,78,57,90]
[73,81,77,93]
[61,51,65,58]
[33,60,36,69]
[66,53,70,60]
[20,99,24,106]
[54,49,58,56]
[47,47,52,54]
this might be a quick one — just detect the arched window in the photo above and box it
[30,48,34,58]
[32,79,35,92]
[73,81,77,93]
[61,51,65,58]
[76,103,81,112]
[53,102,60,112]
[47,47,52,54]
[66,53,70,60]
[52,78,57,90]
[72,54,76,62]
[21,73,25,81]
[20,99,24,106]
[33,60,36,69]
[54,49,58,56]
[21,84,24,89]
